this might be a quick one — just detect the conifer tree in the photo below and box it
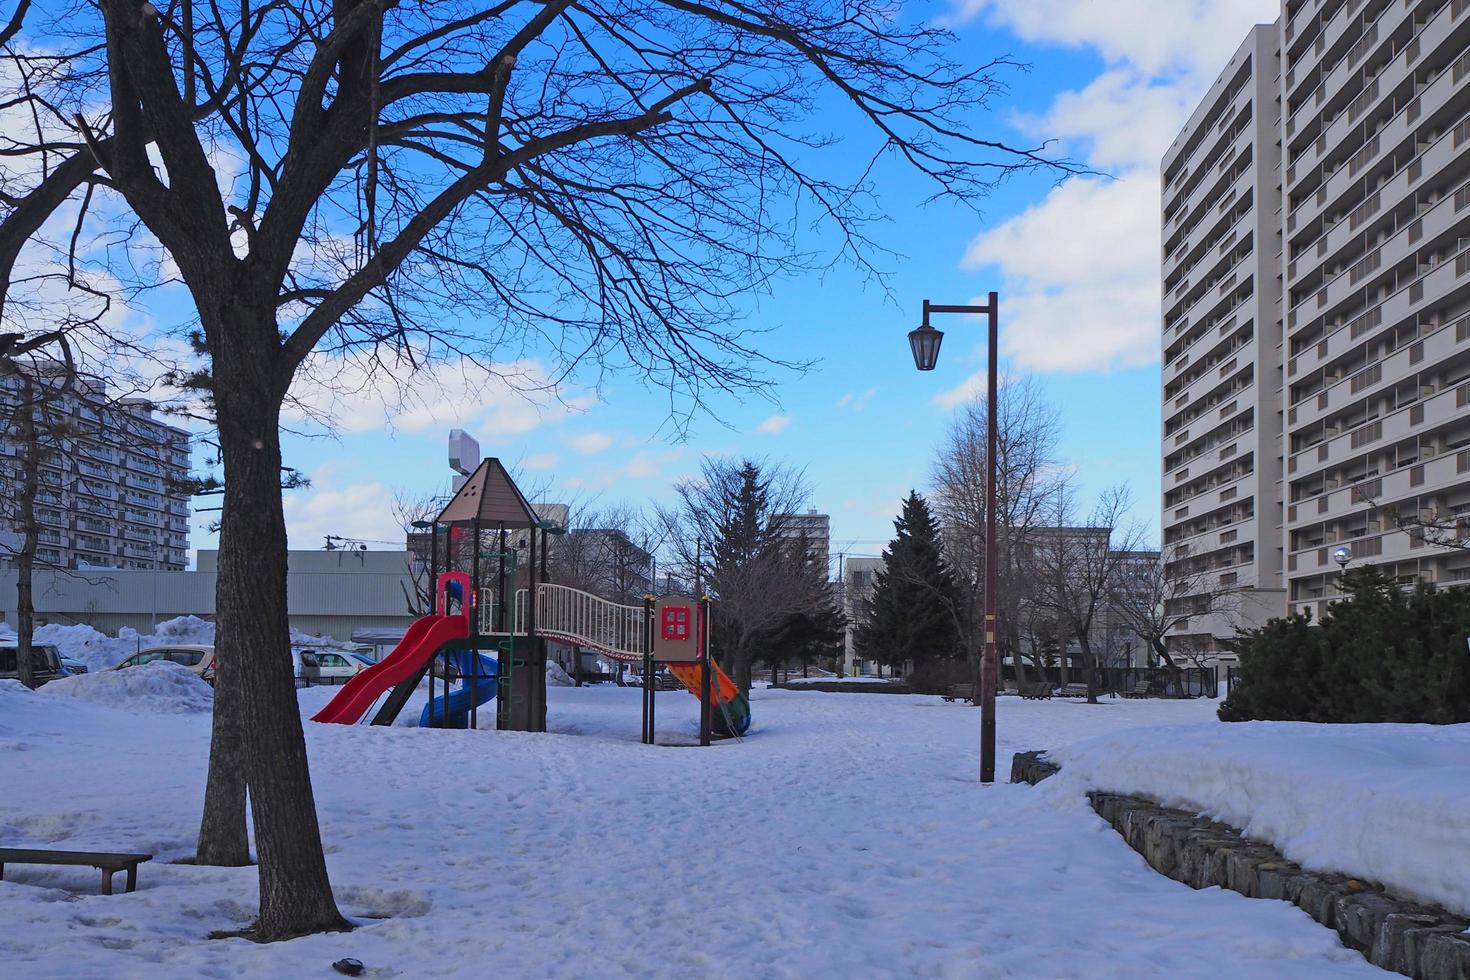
[1220,566,1470,723]
[856,492,960,671]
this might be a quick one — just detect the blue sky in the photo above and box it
[182,1,1280,565]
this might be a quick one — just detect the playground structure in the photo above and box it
[311,457,749,740]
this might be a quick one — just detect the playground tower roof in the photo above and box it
[435,457,539,528]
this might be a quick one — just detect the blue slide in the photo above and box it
[418,649,499,728]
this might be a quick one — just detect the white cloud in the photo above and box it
[933,372,988,411]
[282,464,400,550]
[948,0,1279,373]
[581,448,686,489]
[567,431,615,454]
[950,1,1280,79]
[836,388,878,412]
[523,452,560,470]
[284,353,593,437]
[963,176,1160,372]
[756,414,791,435]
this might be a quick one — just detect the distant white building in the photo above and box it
[839,555,883,676]
[772,510,831,578]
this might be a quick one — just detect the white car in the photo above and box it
[293,648,363,685]
[111,644,218,682]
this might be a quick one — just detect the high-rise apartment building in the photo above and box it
[1164,0,1470,654]
[1282,0,1470,617]
[1161,24,1287,654]
[0,371,191,571]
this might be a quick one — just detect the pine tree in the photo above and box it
[1220,566,1470,723]
[856,492,961,671]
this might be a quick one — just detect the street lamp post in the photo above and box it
[907,292,1001,784]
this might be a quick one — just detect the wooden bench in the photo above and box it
[1019,680,1053,700]
[0,848,152,895]
[1060,682,1091,699]
[1121,679,1154,699]
[941,683,976,703]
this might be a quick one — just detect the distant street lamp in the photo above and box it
[907,292,1001,784]
[1332,545,1352,598]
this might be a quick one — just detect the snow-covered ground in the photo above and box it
[0,685,1390,978]
[1049,720,1470,918]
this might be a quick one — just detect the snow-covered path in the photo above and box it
[1,683,1384,978]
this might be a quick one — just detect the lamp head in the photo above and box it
[908,324,943,371]
[1331,546,1352,569]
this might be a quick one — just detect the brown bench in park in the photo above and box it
[1019,680,1053,700]
[0,848,152,895]
[1121,679,1153,698]
[941,683,975,703]
[1060,682,1091,699]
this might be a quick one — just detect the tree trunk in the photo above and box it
[13,373,39,690]
[1078,634,1098,704]
[733,649,753,694]
[196,684,251,865]
[208,354,346,939]
[1150,637,1185,697]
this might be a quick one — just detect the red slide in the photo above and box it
[311,614,469,725]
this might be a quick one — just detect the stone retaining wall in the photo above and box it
[1010,751,1470,980]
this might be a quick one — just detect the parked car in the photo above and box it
[111,644,218,683]
[59,656,88,676]
[293,648,362,685]
[0,641,65,685]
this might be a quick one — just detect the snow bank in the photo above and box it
[1048,720,1470,917]
[546,660,574,687]
[40,660,214,714]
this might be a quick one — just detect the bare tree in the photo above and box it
[660,457,821,692]
[0,0,1073,938]
[1028,485,1142,704]
[546,501,657,604]
[1107,543,1240,692]
[0,334,162,686]
[931,377,1067,688]
[0,335,75,689]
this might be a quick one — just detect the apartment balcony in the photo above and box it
[75,517,114,535]
[1311,5,1413,139]
[122,542,158,558]
[75,480,116,501]
[1294,314,1470,431]
[1167,468,1260,524]
[1291,235,1470,375]
[75,460,113,480]
[77,443,114,463]
[1291,375,1467,482]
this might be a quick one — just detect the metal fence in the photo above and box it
[1002,664,1219,698]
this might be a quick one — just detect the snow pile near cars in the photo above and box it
[0,615,354,673]
[1047,720,1470,917]
[41,660,214,714]
[546,659,574,686]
